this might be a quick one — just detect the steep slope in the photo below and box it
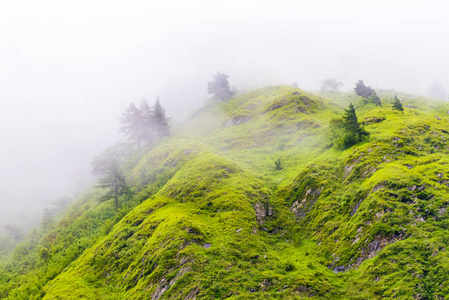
[2,86,449,299]
[41,86,344,299]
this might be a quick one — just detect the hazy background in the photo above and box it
[1,0,448,230]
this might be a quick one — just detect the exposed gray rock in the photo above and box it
[362,117,385,125]
[350,200,363,216]
[259,278,273,291]
[415,215,425,222]
[372,184,385,193]
[254,202,273,223]
[290,186,323,219]
[332,265,347,273]
[336,232,406,272]
[344,157,361,177]
[224,115,250,127]
[151,281,168,300]
[180,256,189,265]
[151,266,192,300]
[362,166,377,178]
[185,287,200,300]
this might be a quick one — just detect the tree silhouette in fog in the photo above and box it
[207,71,234,101]
[354,80,374,98]
[120,98,170,149]
[320,77,343,93]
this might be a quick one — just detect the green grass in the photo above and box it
[3,86,449,299]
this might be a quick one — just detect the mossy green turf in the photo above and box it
[2,85,449,299]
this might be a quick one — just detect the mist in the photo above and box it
[1,0,448,230]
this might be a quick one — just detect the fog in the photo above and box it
[0,0,448,230]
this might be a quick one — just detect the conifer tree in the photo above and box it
[392,95,404,114]
[139,100,154,143]
[152,97,170,138]
[341,103,369,148]
[369,91,382,107]
[120,102,144,149]
[207,71,234,101]
[97,162,129,212]
[119,99,170,149]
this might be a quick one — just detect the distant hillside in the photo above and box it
[2,85,449,299]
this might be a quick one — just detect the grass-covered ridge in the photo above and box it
[2,85,449,299]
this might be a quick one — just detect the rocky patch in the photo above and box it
[344,156,361,178]
[333,232,405,273]
[151,265,191,300]
[224,115,251,127]
[254,201,273,224]
[361,117,385,126]
[291,186,323,219]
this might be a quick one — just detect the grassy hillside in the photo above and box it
[2,85,449,299]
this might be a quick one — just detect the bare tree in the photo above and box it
[320,77,343,93]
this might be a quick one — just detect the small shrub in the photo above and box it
[284,261,296,272]
[274,158,282,170]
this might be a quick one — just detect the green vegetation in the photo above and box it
[369,91,382,107]
[96,162,130,212]
[392,95,404,113]
[2,85,449,299]
[327,103,369,149]
[274,158,282,170]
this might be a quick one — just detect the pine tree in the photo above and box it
[369,91,382,107]
[96,162,129,212]
[207,71,234,101]
[120,102,145,149]
[343,104,359,133]
[119,99,170,148]
[341,103,369,148]
[152,97,170,138]
[139,100,154,143]
[392,95,404,114]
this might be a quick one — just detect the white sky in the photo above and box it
[0,0,448,229]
